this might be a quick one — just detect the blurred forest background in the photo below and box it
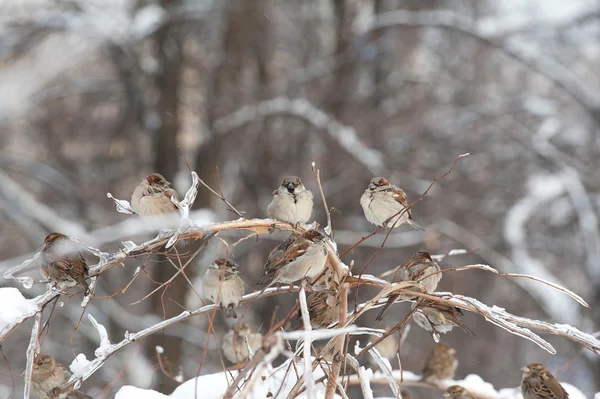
[0,0,599,397]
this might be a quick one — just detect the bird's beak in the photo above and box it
[521,366,529,373]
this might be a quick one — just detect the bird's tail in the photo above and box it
[408,218,425,231]
[224,305,238,319]
[375,295,397,322]
[78,278,90,296]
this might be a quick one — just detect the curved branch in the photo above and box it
[371,9,600,124]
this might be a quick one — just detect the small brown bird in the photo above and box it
[130,173,179,219]
[40,233,89,294]
[444,385,476,399]
[306,290,340,328]
[412,300,474,339]
[221,324,263,364]
[360,177,423,230]
[421,342,458,382]
[201,258,245,319]
[258,230,328,287]
[376,251,442,321]
[521,362,569,399]
[267,176,314,225]
[31,354,92,399]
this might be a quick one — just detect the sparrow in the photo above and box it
[521,362,569,399]
[221,324,263,364]
[40,233,90,294]
[421,342,458,382]
[444,385,476,399]
[201,258,245,319]
[31,354,92,399]
[130,173,179,219]
[360,177,423,230]
[412,299,474,339]
[306,290,340,328]
[267,176,314,225]
[375,251,442,321]
[258,230,328,287]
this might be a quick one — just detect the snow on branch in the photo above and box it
[212,97,385,175]
[2,163,598,398]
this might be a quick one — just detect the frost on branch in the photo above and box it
[0,288,37,335]
[106,192,136,215]
[2,160,599,398]
[88,314,111,359]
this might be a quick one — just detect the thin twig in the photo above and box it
[23,312,42,399]
[311,162,332,238]
[298,282,315,398]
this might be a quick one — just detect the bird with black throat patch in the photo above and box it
[267,176,313,225]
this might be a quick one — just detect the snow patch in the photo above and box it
[115,386,168,399]
[171,358,341,399]
[0,288,37,333]
[69,354,90,376]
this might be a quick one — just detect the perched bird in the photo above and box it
[31,354,92,399]
[445,385,476,399]
[40,233,90,294]
[521,362,569,399]
[258,230,328,287]
[421,343,458,382]
[360,177,423,230]
[267,176,313,225]
[376,251,442,321]
[201,258,245,319]
[221,324,263,364]
[130,173,179,219]
[306,290,340,328]
[412,299,474,339]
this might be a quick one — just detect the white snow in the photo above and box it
[88,314,112,358]
[69,354,90,376]
[155,345,164,354]
[594,392,600,399]
[170,358,341,399]
[0,287,37,333]
[115,386,168,399]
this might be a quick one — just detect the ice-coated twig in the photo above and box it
[356,340,399,397]
[3,253,39,289]
[441,263,588,307]
[345,354,374,399]
[23,312,41,399]
[173,171,200,221]
[298,283,315,398]
[88,314,111,358]
[106,193,136,215]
